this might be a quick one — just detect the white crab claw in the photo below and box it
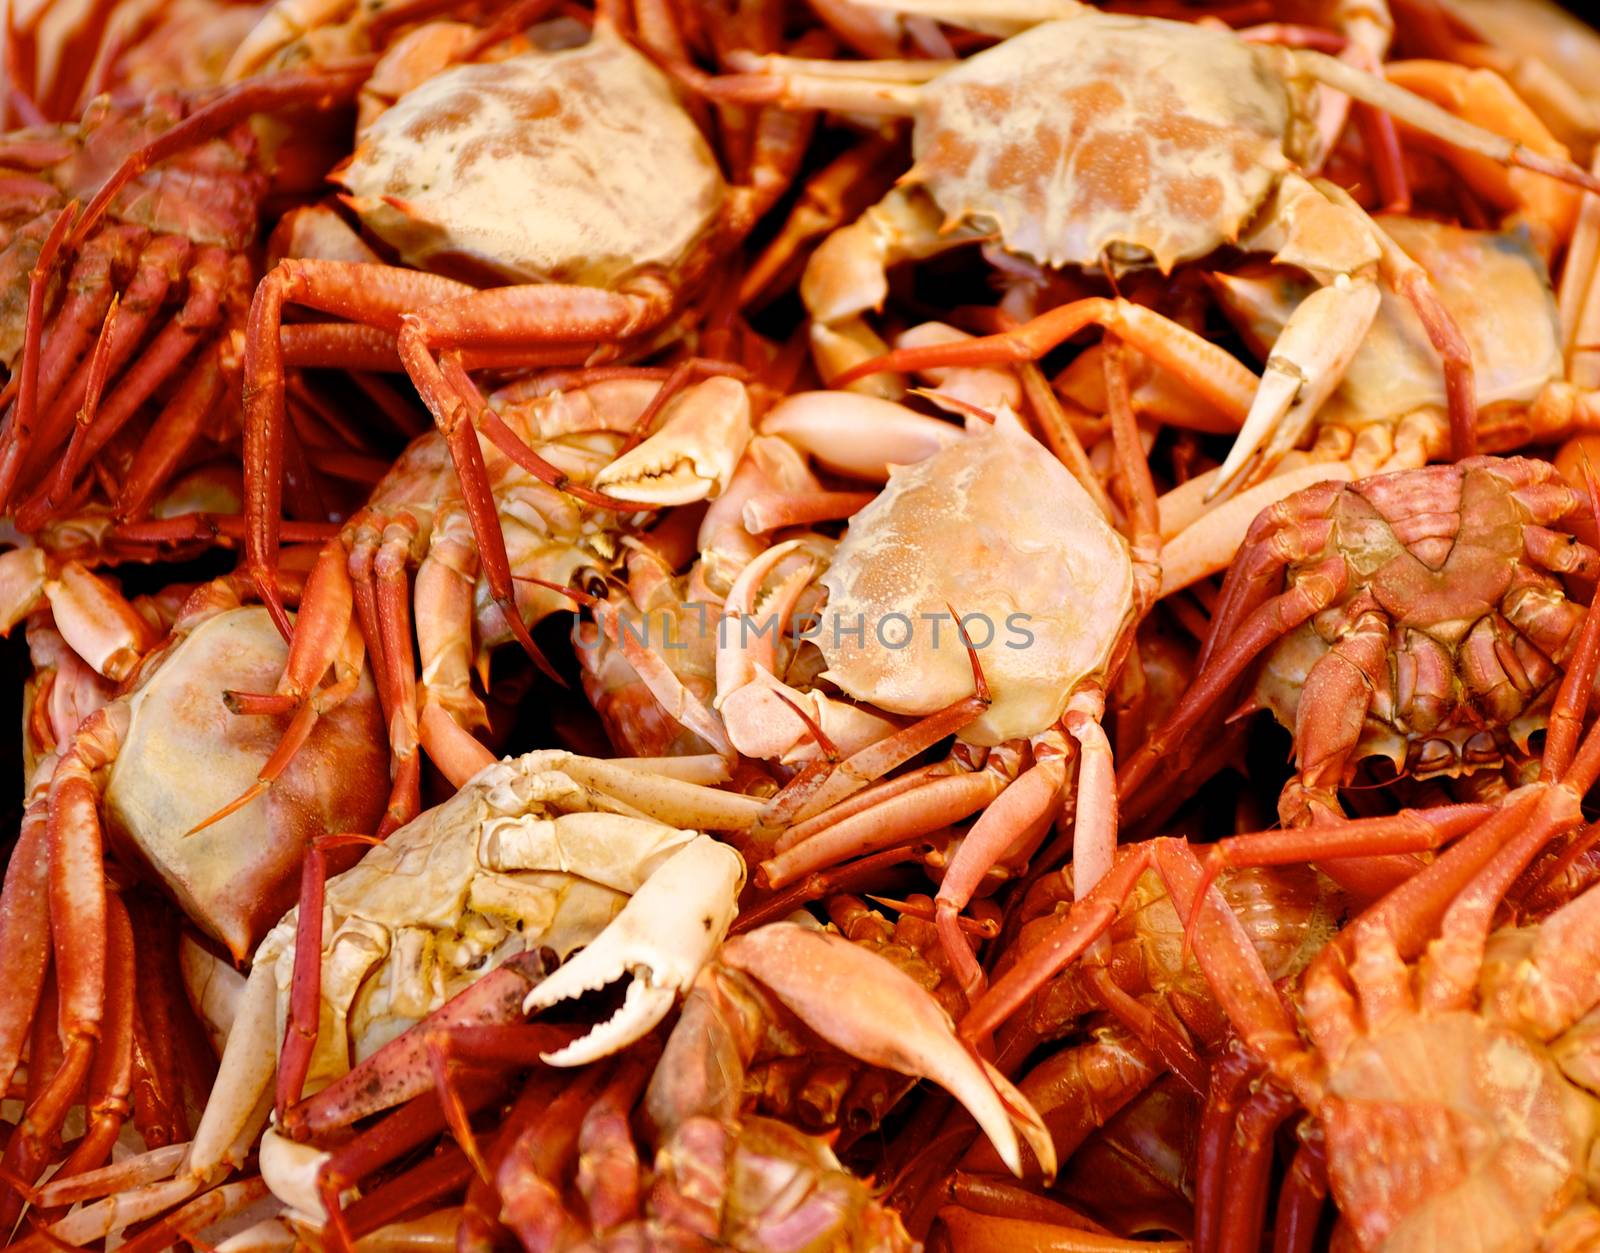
[1208,281,1381,501]
[722,923,1057,1180]
[523,835,746,1066]
[259,1128,334,1222]
[593,376,751,505]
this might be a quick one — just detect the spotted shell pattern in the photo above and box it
[819,412,1133,746]
[336,34,726,287]
[911,14,1292,272]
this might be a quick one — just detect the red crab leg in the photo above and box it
[128,991,183,1151]
[1118,554,1349,801]
[835,297,1260,423]
[456,1071,567,1253]
[340,1146,474,1244]
[760,628,993,829]
[1187,802,1496,935]
[0,199,78,510]
[575,1038,659,1229]
[115,339,232,522]
[276,839,330,1121]
[50,890,135,1182]
[934,744,1067,1001]
[937,1209,1188,1252]
[279,322,402,371]
[0,797,51,1097]
[1193,1045,1260,1253]
[65,66,370,256]
[733,847,922,934]
[1273,1130,1329,1253]
[969,840,1315,1101]
[1216,1083,1298,1253]
[497,1062,613,1248]
[760,759,1013,890]
[63,245,228,473]
[19,290,121,531]
[316,1076,507,1253]
[244,259,474,638]
[374,519,423,833]
[6,707,131,1202]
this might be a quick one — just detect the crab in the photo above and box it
[32,748,766,1245]
[0,566,388,1215]
[196,366,753,839]
[1121,457,1598,831]
[1159,212,1600,597]
[719,0,1600,489]
[692,397,1158,1007]
[968,635,1600,1252]
[236,7,810,651]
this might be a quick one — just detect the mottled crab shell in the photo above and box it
[104,608,387,962]
[335,34,726,287]
[819,412,1133,745]
[910,14,1294,272]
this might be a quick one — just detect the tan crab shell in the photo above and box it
[104,608,387,961]
[818,412,1133,745]
[911,14,1293,272]
[336,33,725,287]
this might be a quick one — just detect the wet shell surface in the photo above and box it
[912,13,1291,271]
[105,608,387,961]
[336,33,725,286]
[819,411,1134,745]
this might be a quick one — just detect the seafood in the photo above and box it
[729,0,1600,479]
[0,566,386,1214]
[1122,457,1597,827]
[236,7,808,645]
[0,63,367,544]
[33,748,761,1243]
[14,1,1600,1248]
[204,368,753,836]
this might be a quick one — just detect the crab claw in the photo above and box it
[593,376,751,505]
[523,835,746,1066]
[721,923,1057,1181]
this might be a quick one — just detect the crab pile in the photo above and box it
[8,0,1600,1249]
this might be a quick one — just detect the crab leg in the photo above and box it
[834,297,1260,423]
[1295,48,1600,194]
[50,890,135,1182]
[1118,553,1348,803]
[497,1063,612,1248]
[937,1210,1188,1252]
[761,751,1017,889]
[24,234,190,473]
[284,951,561,1138]
[244,258,473,638]
[0,199,77,510]
[18,289,121,531]
[114,339,233,521]
[50,245,229,486]
[3,704,133,1201]
[0,797,51,1097]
